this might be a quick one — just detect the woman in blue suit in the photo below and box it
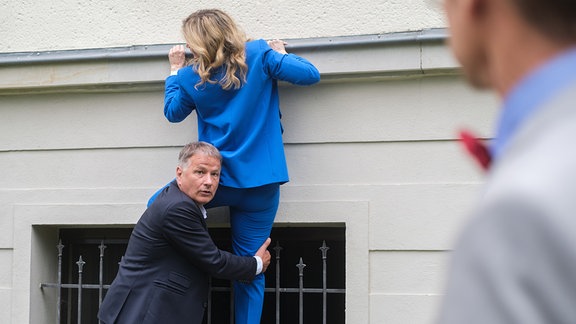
[149,9,320,324]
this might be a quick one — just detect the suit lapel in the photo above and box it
[495,82,576,170]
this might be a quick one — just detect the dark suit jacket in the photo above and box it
[98,180,256,324]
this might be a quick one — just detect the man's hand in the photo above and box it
[168,45,186,73]
[255,238,272,273]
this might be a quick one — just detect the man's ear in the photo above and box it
[469,0,491,19]
[457,0,492,31]
[176,166,183,182]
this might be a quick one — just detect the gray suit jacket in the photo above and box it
[437,83,576,324]
[98,180,256,324]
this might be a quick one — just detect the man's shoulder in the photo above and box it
[152,183,200,213]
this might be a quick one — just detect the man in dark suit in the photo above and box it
[98,142,271,324]
[437,0,576,323]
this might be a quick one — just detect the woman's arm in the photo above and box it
[263,40,321,85]
[164,45,196,123]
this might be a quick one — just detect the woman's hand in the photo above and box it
[267,39,288,54]
[169,45,186,73]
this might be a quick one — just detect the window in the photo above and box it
[210,225,346,324]
[44,225,346,324]
[59,228,131,324]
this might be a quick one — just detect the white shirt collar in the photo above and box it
[199,205,208,219]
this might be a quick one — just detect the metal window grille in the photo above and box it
[40,228,345,324]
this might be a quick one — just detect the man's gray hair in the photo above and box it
[178,141,222,169]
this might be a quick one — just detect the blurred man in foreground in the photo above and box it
[437,0,576,323]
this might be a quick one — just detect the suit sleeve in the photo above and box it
[161,200,256,281]
[164,74,196,123]
[262,42,320,86]
[436,194,576,323]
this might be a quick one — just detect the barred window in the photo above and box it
[47,225,345,324]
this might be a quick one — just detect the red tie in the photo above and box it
[458,129,492,171]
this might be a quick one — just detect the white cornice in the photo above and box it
[0,29,459,95]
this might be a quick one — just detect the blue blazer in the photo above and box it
[98,181,256,324]
[164,39,320,188]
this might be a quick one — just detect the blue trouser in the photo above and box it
[148,182,279,324]
[206,183,279,324]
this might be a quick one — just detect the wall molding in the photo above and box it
[0,29,448,65]
[0,29,459,95]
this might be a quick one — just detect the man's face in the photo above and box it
[443,0,491,89]
[176,153,221,205]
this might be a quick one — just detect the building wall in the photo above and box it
[1,1,445,52]
[1,3,498,324]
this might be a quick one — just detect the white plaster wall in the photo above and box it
[0,0,445,52]
[0,32,499,324]
[0,88,496,324]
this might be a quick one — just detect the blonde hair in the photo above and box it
[182,9,248,90]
